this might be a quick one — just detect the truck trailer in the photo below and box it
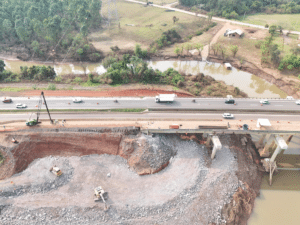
[155,94,177,103]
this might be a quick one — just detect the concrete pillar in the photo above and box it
[211,136,222,159]
[205,135,212,148]
[270,135,288,162]
[259,134,274,157]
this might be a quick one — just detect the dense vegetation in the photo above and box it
[180,0,300,18]
[0,59,55,82]
[0,0,102,60]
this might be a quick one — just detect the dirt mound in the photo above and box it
[0,130,177,180]
[21,89,193,97]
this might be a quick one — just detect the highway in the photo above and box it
[1,112,299,121]
[1,97,300,111]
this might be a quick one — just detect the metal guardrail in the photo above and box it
[143,129,300,135]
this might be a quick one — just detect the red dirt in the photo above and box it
[22,89,194,97]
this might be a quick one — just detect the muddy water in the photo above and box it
[249,171,300,225]
[148,61,287,98]
[3,59,287,98]
[3,59,106,76]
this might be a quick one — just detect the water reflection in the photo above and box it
[2,58,287,98]
[148,61,287,98]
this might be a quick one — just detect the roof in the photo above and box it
[225,63,232,68]
[226,29,244,36]
[257,119,271,127]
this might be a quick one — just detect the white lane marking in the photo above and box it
[274,105,283,106]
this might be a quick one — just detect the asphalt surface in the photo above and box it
[1,112,299,121]
[1,97,300,111]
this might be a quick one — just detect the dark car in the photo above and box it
[2,98,12,103]
[225,99,235,104]
[242,124,249,130]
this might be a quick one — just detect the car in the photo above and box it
[225,99,235,104]
[242,124,249,130]
[2,98,12,103]
[73,98,82,103]
[16,103,27,109]
[260,99,269,104]
[222,113,234,119]
[295,101,300,105]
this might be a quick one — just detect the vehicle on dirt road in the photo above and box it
[260,99,270,104]
[16,103,27,109]
[222,113,234,119]
[73,98,82,103]
[50,166,62,176]
[3,98,12,103]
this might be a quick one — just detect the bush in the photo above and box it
[32,84,38,90]
[265,24,269,28]
[74,77,82,84]
[196,30,203,36]
[47,83,56,90]
[54,76,62,82]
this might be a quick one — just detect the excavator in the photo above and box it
[26,91,53,126]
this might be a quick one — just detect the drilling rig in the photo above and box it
[26,91,53,126]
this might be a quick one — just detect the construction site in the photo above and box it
[1,93,300,225]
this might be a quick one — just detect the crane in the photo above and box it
[26,91,53,126]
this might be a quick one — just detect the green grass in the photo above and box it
[91,1,207,46]
[110,108,145,112]
[0,87,30,92]
[81,81,101,87]
[0,108,146,113]
[109,84,122,87]
[135,0,176,5]
[0,152,4,166]
[242,13,300,31]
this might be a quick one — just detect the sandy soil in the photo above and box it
[21,89,193,97]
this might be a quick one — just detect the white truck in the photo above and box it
[155,94,177,103]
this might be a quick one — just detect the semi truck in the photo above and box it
[155,94,177,103]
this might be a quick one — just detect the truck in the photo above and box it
[3,98,12,103]
[50,166,63,176]
[155,94,177,103]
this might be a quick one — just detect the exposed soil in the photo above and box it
[21,88,194,97]
[0,127,263,225]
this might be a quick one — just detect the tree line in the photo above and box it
[0,0,102,60]
[180,0,300,18]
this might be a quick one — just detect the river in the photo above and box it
[2,59,287,98]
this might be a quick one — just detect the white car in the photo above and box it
[16,103,27,109]
[260,99,270,104]
[222,113,234,119]
[296,101,300,105]
[73,98,82,103]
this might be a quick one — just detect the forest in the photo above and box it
[0,0,102,61]
[179,0,300,18]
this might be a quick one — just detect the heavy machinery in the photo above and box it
[26,91,53,126]
[49,166,63,176]
[94,186,109,209]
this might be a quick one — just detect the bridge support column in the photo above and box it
[259,134,274,157]
[211,136,222,159]
[262,135,288,186]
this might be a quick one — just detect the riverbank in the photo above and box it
[208,55,300,98]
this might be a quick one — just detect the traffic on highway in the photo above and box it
[1,96,300,111]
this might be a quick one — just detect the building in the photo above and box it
[224,29,244,38]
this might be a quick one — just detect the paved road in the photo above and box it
[1,97,300,111]
[126,0,300,35]
[1,112,299,121]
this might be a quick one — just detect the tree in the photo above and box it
[184,43,192,55]
[194,43,203,56]
[270,44,281,65]
[174,46,180,56]
[219,45,227,59]
[0,60,5,73]
[230,45,239,57]
[211,43,221,55]
[269,25,277,36]
[173,16,179,24]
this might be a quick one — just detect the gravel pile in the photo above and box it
[0,134,249,225]
[0,157,74,198]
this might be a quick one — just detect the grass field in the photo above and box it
[134,0,177,5]
[243,13,300,32]
[90,0,208,51]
